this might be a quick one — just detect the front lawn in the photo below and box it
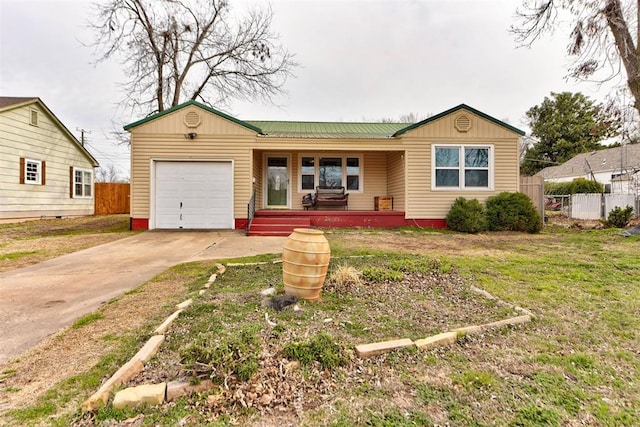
[2,227,639,426]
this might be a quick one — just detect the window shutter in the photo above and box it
[20,157,25,184]
[69,166,74,198]
[41,161,46,185]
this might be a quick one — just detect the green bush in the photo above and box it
[545,178,604,195]
[283,332,348,369]
[486,192,543,233]
[445,197,487,233]
[361,266,403,282]
[605,205,634,228]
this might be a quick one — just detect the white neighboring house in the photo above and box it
[535,144,640,195]
[0,97,99,220]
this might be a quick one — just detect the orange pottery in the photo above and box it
[282,228,331,301]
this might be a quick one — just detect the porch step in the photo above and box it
[248,217,311,236]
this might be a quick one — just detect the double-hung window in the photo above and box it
[25,159,42,184]
[433,145,492,190]
[73,168,93,197]
[299,155,362,191]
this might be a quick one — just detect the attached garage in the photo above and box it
[153,160,233,229]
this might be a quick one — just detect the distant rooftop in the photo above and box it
[0,96,38,109]
[536,143,640,179]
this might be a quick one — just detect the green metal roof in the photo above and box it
[123,100,264,133]
[247,121,406,138]
[393,104,525,136]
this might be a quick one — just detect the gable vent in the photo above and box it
[454,114,472,132]
[184,111,201,128]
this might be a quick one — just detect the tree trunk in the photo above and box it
[605,0,640,116]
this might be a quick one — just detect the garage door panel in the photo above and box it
[154,161,233,229]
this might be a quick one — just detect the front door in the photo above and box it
[266,156,289,208]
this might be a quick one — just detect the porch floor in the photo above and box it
[248,209,406,236]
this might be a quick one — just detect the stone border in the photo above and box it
[355,287,536,358]
[82,263,226,411]
[82,260,535,410]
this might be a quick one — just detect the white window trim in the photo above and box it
[73,167,94,198]
[298,153,364,193]
[431,144,494,191]
[25,159,42,185]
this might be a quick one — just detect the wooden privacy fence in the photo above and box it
[519,176,544,219]
[95,183,130,215]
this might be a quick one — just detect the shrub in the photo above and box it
[545,178,604,195]
[445,197,487,233]
[486,192,542,233]
[605,205,634,228]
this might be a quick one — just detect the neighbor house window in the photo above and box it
[73,168,93,197]
[26,159,42,184]
[20,158,44,185]
[299,155,362,191]
[433,145,492,190]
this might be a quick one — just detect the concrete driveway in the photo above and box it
[0,230,286,364]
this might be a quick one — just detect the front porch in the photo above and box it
[246,209,430,236]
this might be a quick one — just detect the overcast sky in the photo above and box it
[0,0,621,180]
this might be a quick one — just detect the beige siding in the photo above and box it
[399,108,521,219]
[402,111,518,140]
[0,104,96,219]
[132,105,257,136]
[387,151,405,210]
[252,150,263,208]
[356,152,387,210]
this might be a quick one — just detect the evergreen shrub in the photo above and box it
[445,197,487,233]
[605,206,634,228]
[486,192,542,233]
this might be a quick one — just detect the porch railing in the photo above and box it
[246,188,256,235]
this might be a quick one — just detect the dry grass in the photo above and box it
[1,216,639,426]
[0,215,133,272]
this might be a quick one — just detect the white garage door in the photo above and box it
[155,161,233,229]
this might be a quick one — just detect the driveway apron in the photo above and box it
[0,230,286,364]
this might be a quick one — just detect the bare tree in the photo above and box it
[512,1,640,118]
[376,112,431,123]
[89,0,297,115]
[95,164,120,182]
